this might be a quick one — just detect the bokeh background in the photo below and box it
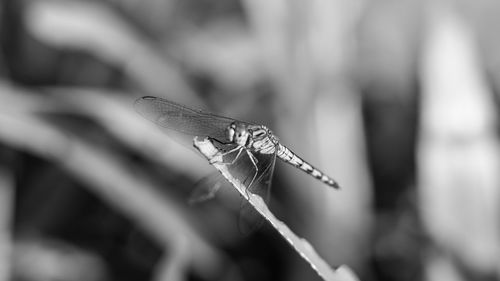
[1,0,499,280]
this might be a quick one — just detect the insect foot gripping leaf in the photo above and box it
[193,137,360,281]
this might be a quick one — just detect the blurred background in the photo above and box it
[0,0,499,280]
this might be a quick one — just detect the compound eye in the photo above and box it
[227,127,235,141]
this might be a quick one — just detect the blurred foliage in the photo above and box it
[1,0,500,281]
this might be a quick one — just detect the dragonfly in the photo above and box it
[135,96,339,230]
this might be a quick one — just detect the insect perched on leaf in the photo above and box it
[135,96,339,231]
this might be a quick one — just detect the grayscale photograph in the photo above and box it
[0,0,497,281]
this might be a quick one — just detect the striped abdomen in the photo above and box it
[276,145,339,188]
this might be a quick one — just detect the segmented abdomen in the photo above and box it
[276,145,339,188]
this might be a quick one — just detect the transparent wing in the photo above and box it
[236,152,276,234]
[189,147,276,234]
[188,143,239,204]
[135,96,244,142]
[188,173,226,205]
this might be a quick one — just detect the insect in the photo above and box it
[135,96,339,230]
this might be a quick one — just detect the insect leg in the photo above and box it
[209,146,243,165]
[246,150,259,190]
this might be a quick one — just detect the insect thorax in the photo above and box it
[248,125,278,154]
